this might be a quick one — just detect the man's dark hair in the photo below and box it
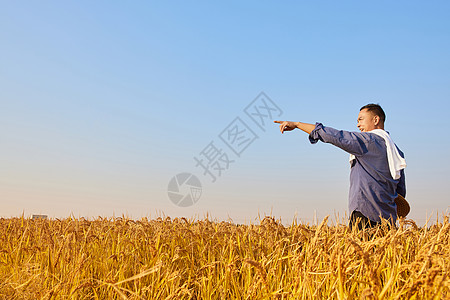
[360,103,386,123]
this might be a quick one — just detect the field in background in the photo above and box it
[0,215,448,299]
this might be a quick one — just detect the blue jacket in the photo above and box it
[309,123,406,223]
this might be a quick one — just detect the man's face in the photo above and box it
[357,109,377,132]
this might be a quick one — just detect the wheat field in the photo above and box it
[0,215,448,299]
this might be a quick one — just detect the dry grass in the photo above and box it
[0,214,448,299]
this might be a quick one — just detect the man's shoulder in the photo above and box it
[346,131,379,143]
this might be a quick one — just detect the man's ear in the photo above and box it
[373,115,380,126]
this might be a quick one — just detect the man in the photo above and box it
[274,104,406,230]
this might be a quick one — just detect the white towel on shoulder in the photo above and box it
[349,129,406,180]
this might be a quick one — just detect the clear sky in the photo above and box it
[1,1,449,225]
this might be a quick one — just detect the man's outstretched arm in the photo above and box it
[275,120,370,156]
[273,120,316,134]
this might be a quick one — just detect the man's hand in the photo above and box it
[274,120,298,134]
[274,120,316,134]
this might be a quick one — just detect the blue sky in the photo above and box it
[1,1,449,225]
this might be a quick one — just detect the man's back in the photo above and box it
[308,123,406,223]
[348,132,406,223]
